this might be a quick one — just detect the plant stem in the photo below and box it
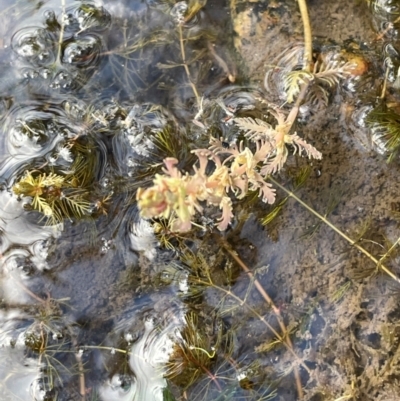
[195,274,311,374]
[269,177,400,284]
[379,236,400,265]
[219,237,305,399]
[57,0,66,63]
[286,80,310,126]
[82,345,128,354]
[71,336,86,401]
[12,277,47,303]
[178,24,201,108]
[297,0,313,72]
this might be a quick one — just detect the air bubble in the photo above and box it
[62,35,101,68]
[11,27,55,66]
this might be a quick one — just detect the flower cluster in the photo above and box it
[235,107,322,175]
[137,106,322,232]
[136,155,234,232]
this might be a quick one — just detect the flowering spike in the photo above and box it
[137,103,322,232]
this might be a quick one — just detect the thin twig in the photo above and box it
[73,345,86,401]
[207,42,236,83]
[381,67,389,99]
[12,277,46,303]
[269,177,400,284]
[83,345,128,354]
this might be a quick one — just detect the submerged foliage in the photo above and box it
[366,105,400,162]
[137,106,321,232]
[13,170,91,224]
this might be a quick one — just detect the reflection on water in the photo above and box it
[0,309,64,401]
[0,0,242,400]
[0,188,58,304]
[100,312,180,401]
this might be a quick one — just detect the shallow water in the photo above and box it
[2,1,400,401]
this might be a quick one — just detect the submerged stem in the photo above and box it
[379,236,400,265]
[219,237,306,399]
[71,336,86,401]
[286,80,310,126]
[178,24,201,109]
[297,0,313,72]
[194,274,311,375]
[83,345,128,354]
[269,177,400,284]
[57,0,66,63]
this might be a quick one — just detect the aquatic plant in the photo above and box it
[3,0,400,400]
[165,311,219,388]
[366,105,400,162]
[0,287,84,401]
[269,177,400,284]
[133,2,400,401]
[136,107,321,232]
[137,0,373,235]
[12,170,91,224]
[178,248,301,401]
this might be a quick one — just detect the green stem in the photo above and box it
[178,24,201,107]
[269,177,400,284]
[57,0,66,63]
[297,0,313,72]
[195,276,311,375]
[220,237,306,399]
[83,345,128,354]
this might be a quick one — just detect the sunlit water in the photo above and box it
[0,1,241,400]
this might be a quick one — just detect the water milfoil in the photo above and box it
[136,106,322,232]
[13,170,91,225]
